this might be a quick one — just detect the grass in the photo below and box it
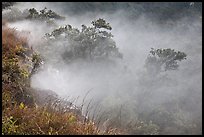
[2,104,99,135]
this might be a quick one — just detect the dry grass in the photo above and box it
[2,104,99,135]
[2,24,27,54]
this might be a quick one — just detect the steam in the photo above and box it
[4,2,202,134]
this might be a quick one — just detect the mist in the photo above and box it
[4,2,202,134]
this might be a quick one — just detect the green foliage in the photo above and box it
[2,2,15,10]
[91,18,112,30]
[2,6,64,23]
[19,102,26,110]
[2,116,20,135]
[26,7,65,21]
[145,48,187,74]
[44,18,122,63]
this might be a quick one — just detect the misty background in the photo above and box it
[3,2,202,134]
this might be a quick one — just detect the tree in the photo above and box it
[44,18,123,63]
[92,18,112,30]
[135,48,187,119]
[145,48,187,75]
[26,7,65,21]
[2,7,64,24]
[2,2,15,10]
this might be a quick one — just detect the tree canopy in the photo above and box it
[26,7,65,21]
[145,48,187,74]
[44,18,123,63]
